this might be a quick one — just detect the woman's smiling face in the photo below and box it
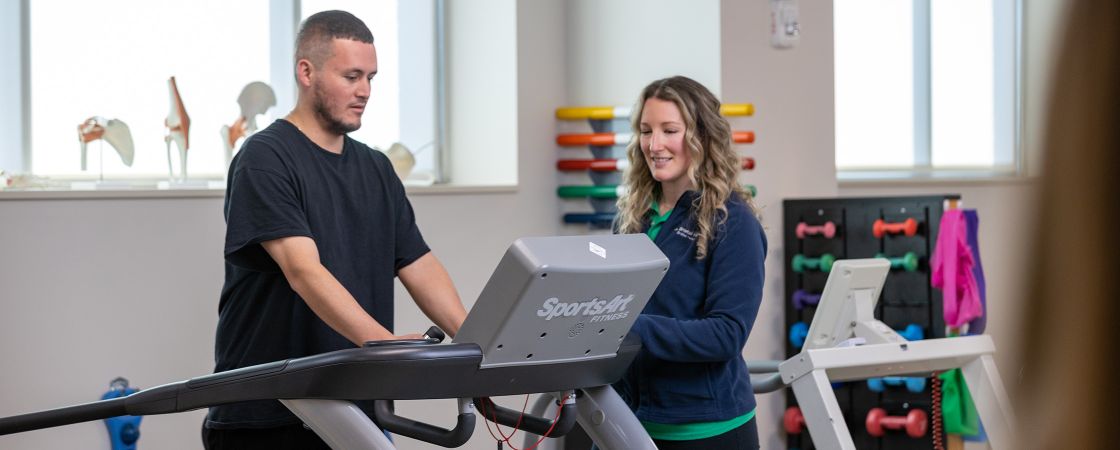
[639,97,692,191]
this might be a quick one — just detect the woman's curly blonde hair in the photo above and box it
[615,76,757,259]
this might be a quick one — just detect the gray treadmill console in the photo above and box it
[802,258,891,350]
[454,234,669,368]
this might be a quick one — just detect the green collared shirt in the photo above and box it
[641,410,756,441]
[646,201,673,240]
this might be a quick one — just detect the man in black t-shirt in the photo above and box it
[202,10,468,450]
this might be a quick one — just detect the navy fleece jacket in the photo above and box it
[615,190,767,424]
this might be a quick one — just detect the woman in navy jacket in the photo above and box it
[614,76,766,449]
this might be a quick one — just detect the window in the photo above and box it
[30,0,271,180]
[2,0,442,185]
[834,0,1019,178]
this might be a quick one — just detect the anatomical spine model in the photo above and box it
[220,81,276,166]
[77,117,135,170]
[164,76,191,181]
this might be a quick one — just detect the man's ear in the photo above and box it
[295,59,315,88]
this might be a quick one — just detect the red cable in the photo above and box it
[481,394,570,450]
[477,395,529,447]
[931,373,945,450]
[480,396,517,444]
[479,397,503,442]
[494,395,531,443]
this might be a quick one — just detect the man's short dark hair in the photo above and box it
[295,10,375,67]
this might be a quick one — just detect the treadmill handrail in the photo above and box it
[0,344,485,435]
[373,400,475,448]
[0,397,130,436]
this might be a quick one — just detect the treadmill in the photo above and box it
[0,234,668,449]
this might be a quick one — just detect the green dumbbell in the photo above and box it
[557,185,627,199]
[558,184,758,199]
[876,252,920,272]
[792,253,836,273]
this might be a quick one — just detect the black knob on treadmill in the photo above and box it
[423,326,446,343]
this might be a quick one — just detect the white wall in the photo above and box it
[0,197,225,449]
[566,0,721,104]
[558,0,723,233]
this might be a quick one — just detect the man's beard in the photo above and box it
[312,82,361,135]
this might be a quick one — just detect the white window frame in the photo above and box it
[0,0,30,174]
[835,0,1024,181]
[0,0,447,185]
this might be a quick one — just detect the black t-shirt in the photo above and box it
[205,119,430,429]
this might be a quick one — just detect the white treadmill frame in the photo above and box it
[778,259,1015,449]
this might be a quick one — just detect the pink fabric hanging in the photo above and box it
[931,209,984,327]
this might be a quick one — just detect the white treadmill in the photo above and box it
[772,259,1015,450]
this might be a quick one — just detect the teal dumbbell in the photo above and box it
[792,253,836,273]
[897,323,924,341]
[868,376,927,393]
[876,252,920,272]
[789,321,809,348]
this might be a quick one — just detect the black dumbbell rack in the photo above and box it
[782,195,959,450]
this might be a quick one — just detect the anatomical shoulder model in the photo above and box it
[77,117,135,170]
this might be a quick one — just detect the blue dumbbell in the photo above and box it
[789,322,809,348]
[897,324,924,341]
[867,376,927,393]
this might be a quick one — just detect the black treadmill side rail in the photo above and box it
[0,344,483,436]
[0,397,129,435]
[0,333,643,438]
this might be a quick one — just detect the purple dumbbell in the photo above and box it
[792,289,822,310]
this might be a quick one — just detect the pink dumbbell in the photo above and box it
[796,221,837,239]
[865,407,928,438]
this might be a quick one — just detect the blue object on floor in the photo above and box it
[102,377,141,450]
